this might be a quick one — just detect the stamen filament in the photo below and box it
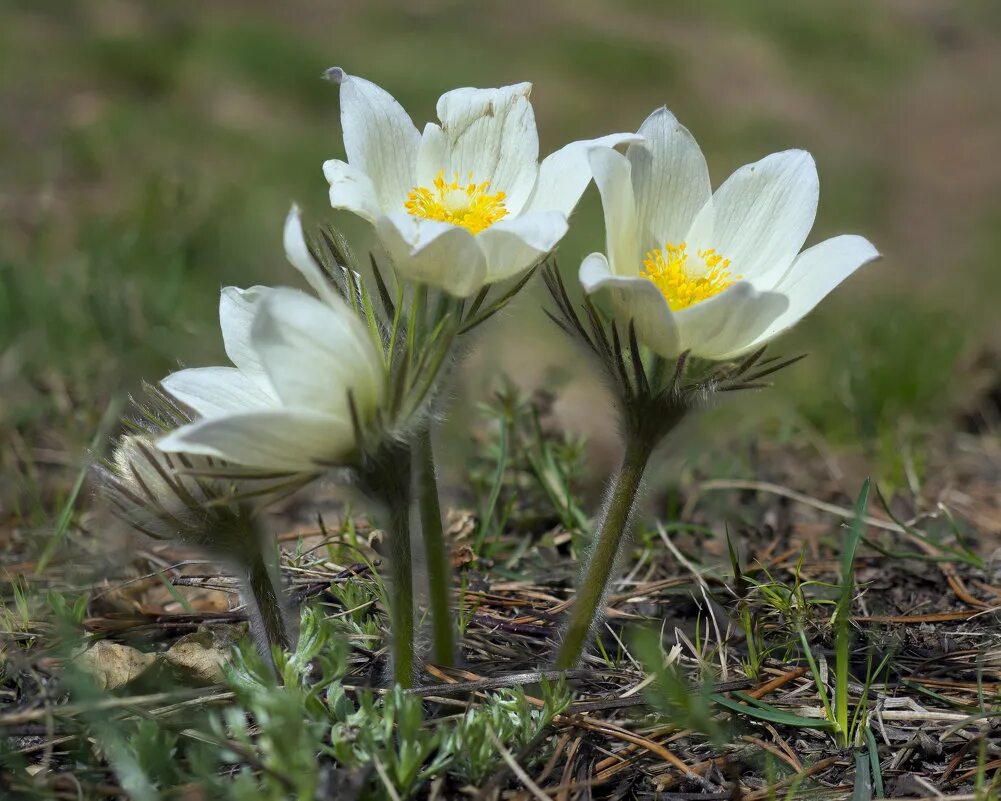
[642,242,738,311]
[405,170,508,235]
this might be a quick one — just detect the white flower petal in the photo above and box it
[682,196,715,268]
[628,107,710,248]
[702,150,819,285]
[415,122,447,187]
[219,286,275,391]
[673,282,788,360]
[522,132,642,217]
[435,83,539,213]
[330,68,420,210]
[746,234,879,351]
[161,367,276,418]
[477,211,568,284]
[579,252,680,358]
[283,205,342,307]
[376,213,487,297]
[158,408,354,472]
[588,148,641,277]
[250,287,384,416]
[322,159,382,223]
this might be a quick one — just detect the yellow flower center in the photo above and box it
[404,170,508,235]
[641,242,739,311]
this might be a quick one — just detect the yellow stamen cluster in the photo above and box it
[641,242,738,311]
[404,170,508,235]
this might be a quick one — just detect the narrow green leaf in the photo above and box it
[865,726,884,798]
[474,411,510,554]
[711,694,836,731]
[38,396,123,573]
[837,479,870,745]
[852,749,872,801]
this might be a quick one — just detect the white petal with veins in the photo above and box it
[158,408,354,473]
[162,367,276,418]
[332,68,420,210]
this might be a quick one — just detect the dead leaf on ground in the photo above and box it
[162,626,239,685]
[77,626,239,690]
[77,641,155,691]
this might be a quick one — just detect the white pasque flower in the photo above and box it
[157,209,384,472]
[580,107,880,360]
[323,68,639,297]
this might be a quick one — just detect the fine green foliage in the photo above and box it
[726,527,765,679]
[327,570,384,639]
[635,479,903,774]
[446,679,571,785]
[471,382,590,559]
[0,602,576,798]
[328,685,450,798]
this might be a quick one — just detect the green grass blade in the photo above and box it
[865,726,884,798]
[852,749,872,801]
[155,569,196,614]
[711,693,837,731]
[874,484,981,567]
[797,627,835,729]
[37,396,123,573]
[836,478,870,745]
[473,413,510,555]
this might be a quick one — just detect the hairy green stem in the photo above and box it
[385,494,415,687]
[239,544,291,678]
[415,425,455,666]
[555,434,655,669]
[362,442,416,688]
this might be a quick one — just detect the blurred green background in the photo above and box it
[3,0,1001,497]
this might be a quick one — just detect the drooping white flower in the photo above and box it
[579,107,880,360]
[323,69,639,297]
[157,210,385,472]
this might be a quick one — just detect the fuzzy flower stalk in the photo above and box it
[551,108,880,668]
[324,69,639,664]
[97,386,297,675]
